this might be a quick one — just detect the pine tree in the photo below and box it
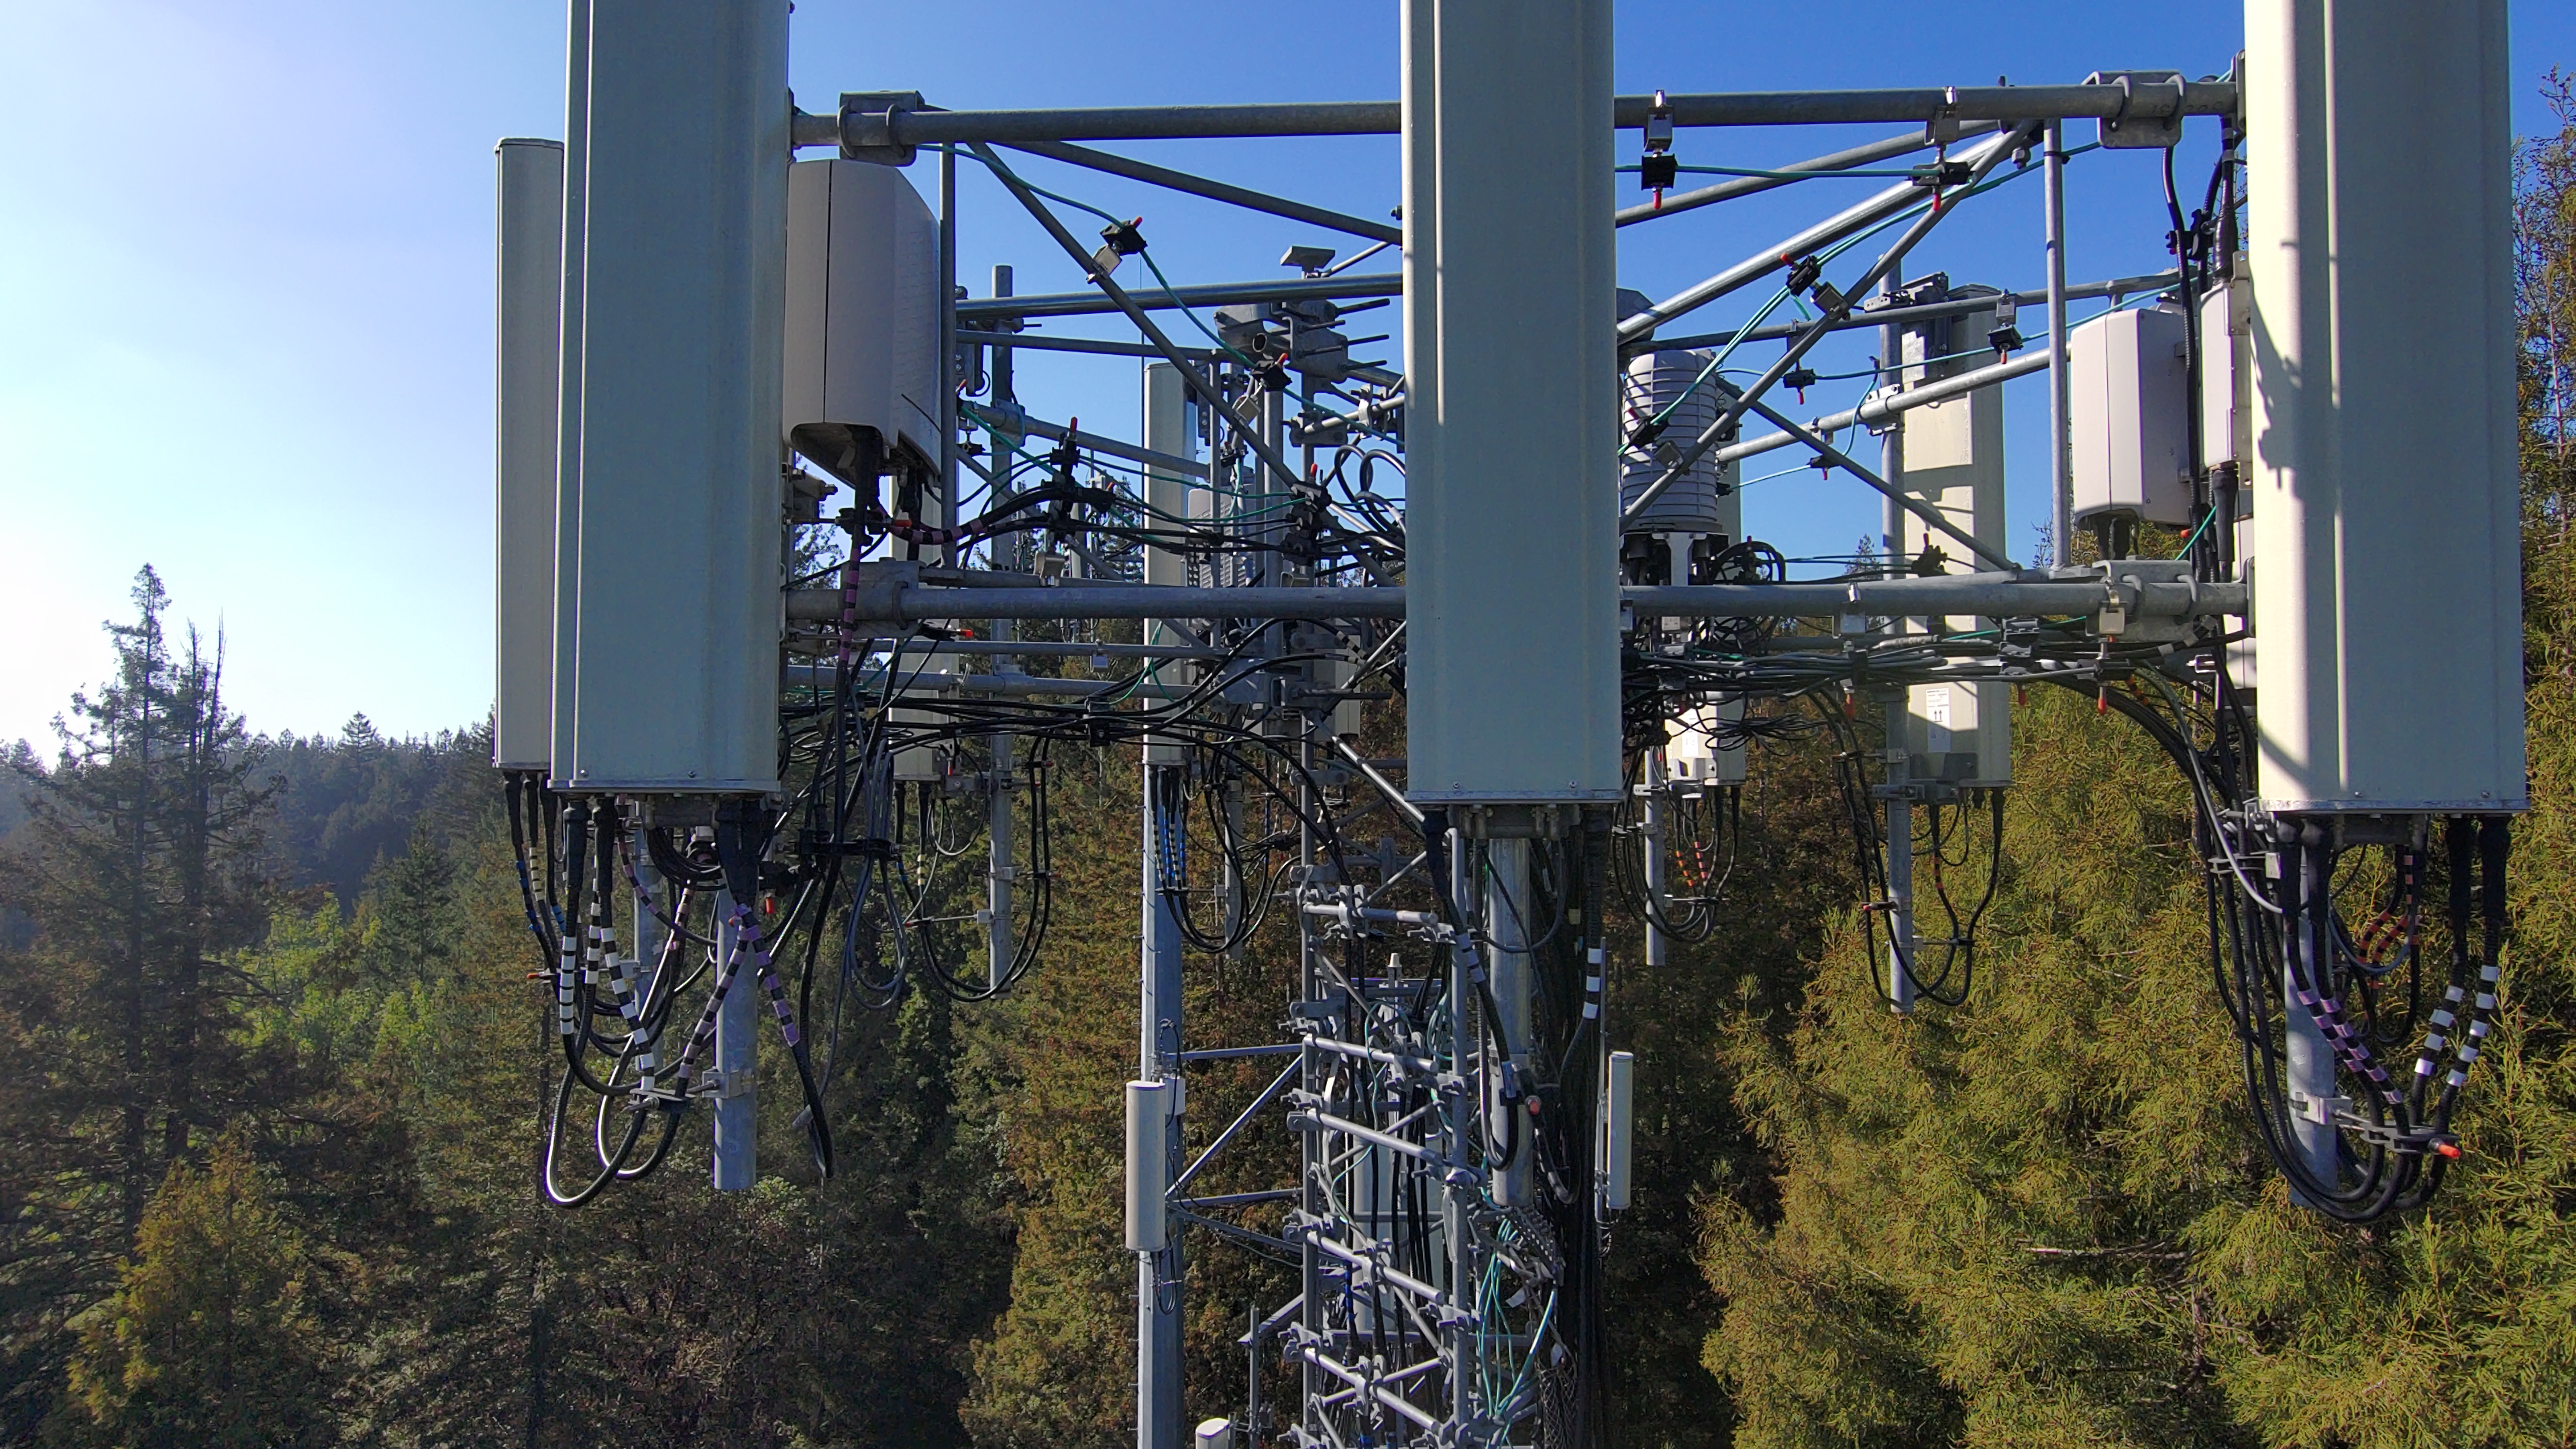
[0,568,274,1432]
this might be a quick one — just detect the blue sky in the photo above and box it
[3,1,2569,749]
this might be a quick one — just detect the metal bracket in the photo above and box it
[2086,71,2186,150]
[2289,1089,2351,1126]
[1456,803,1574,841]
[839,90,926,166]
[2333,1108,2454,1157]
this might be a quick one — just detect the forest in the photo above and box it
[1,78,2571,1449]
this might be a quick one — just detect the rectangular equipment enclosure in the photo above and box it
[2207,273,2259,694]
[1666,701,1746,788]
[1902,683,2010,785]
[1601,1049,1634,1212]
[890,706,946,783]
[783,158,941,488]
[1898,304,2012,788]
[2201,273,2251,474]
[2247,0,2524,812]
[1124,1079,1169,1251]
[493,138,564,770]
[2070,303,2194,528]
[1401,0,1620,804]
[561,0,788,796]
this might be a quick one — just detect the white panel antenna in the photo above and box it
[1401,0,1619,807]
[493,138,563,771]
[560,0,788,795]
[783,158,941,488]
[2247,0,2524,812]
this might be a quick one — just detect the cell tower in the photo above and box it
[490,0,2522,1442]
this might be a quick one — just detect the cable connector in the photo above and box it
[1091,217,1147,278]
[1641,91,1676,204]
[1987,294,2025,357]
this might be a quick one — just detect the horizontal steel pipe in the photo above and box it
[1291,1344,1442,1435]
[960,330,1217,362]
[1713,350,2053,468]
[822,82,2237,147]
[892,637,1228,660]
[1289,1109,1448,1167]
[1614,125,1963,227]
[1625,574,2245,619]
[957,270,1401,323]
[1647,270,2178,354]
[961,264,2164,335]
[1302,1035,1439,1075]
[1621,127,2024,342]
[1295,1232,1448,1305]
[788,584,1407,623]
[1633,81,2235,129]
[869,100,1400,144]
[1002,138,1402,243]
[786,575,2242,625]
[1016,414,1208,478]
[779,665,1199,700]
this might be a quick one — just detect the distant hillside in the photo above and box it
[3,714,490,908]
[258,714,490,904]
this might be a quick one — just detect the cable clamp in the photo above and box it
[836,90,924,166]
[2331,1109,2455,1158]
[2288,1088,2350,1126]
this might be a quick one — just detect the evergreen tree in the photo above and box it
[1692,80,2576,1449]
[48,1132,327,1448]
[0,568,275,1434]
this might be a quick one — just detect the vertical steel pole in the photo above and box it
[1444,828,1478,1432]
[627,826,662,979]
[986,731,1014,991]
[1295,751,1320,1438]
[2283,963,2339,1198]
[938,142,960,566]
[626,828,667,1095]
[984,263,1018,992]
[1257,385,1288,593]
[1138,764,1185,1449]
[1487,837,1534,1207]
[2045,120,2072,567]
[990,264,1017,580]
[712,890,756,1188]
[1641,754,1670,971]
[1879,266,1904,567]
[1882,696,1917,1014]
[990,264,1016,413]
[2284,832,2341,1199]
